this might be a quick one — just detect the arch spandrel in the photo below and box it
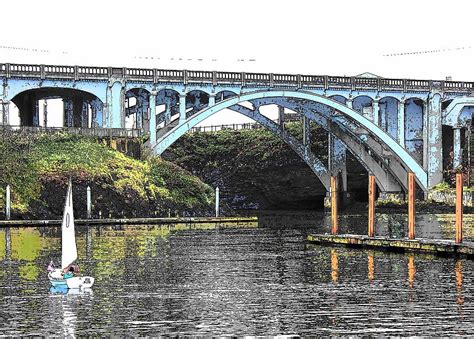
[153,90,428,191]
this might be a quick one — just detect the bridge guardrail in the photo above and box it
[1,62,473,93]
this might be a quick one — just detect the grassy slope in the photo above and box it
[0,133,214,218]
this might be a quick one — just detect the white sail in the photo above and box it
[61,180,77,269]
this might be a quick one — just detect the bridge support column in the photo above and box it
[346,98,353,109]
[453,127,462,169]
[278,106,285,127]
[149,92,157,145]
[303,116,311,146]
[398,100,405,147]
[164,99,172,125]
[109,82,124,128]
[427,93,443,187]
[63,98,73,127]
[32,99,40,127]
[208,94,215,107]
[422,101,428,170]
[179,94,186,124]
[372,100,379,124]
[1,101,9,125]
[43,101,48,127]
[81,101,89,128]
[91,98,103,128]
[328,134,348,204]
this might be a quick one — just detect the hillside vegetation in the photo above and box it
[0,132,214,219]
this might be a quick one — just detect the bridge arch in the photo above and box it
[153,90,427,191]
[378,96,399,140]
[404,97,425,165]
[329,95,347,104]
[215,90,238,103]
[10,87,104,128]
[125,88,150,129]
[186,90,210,118]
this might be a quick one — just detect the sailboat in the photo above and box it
[48,179,95,289]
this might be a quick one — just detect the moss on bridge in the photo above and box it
[0,132,215,219]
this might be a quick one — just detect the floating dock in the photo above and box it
[307,234,474,258]
[0,216,258,227]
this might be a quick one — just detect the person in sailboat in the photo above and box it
[63,266,75,279]
[62,263,81,277]
[47,260,55,273]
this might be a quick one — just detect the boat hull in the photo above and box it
[48,269,94,289]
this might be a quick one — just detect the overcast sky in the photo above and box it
[2,0,474,81]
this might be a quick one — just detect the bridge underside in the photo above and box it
[152,91,430,198]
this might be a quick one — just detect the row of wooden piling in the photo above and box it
[330,173,465,244]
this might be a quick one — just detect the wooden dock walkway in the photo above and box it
[307,234,474,258]
[0,216,258,227]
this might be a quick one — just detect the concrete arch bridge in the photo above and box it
[1,63,474,201]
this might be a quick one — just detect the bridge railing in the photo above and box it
[1,62,474,93]
[0,125,143,138]
[188,115,302,133]
[189,122,266,133]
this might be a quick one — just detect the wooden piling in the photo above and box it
[368,252,374,282]
[331,249,338,283]
[408,254,415,289]
[408,172,415,239]
[368,175,376,237]
[456,173,463,244]
[331,176,338,235]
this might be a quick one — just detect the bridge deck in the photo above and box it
[307,234,474,258]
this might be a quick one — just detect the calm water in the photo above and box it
[0,212,473,336]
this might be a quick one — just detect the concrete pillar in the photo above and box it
[63,98,74,127]
[91,105,97,128]
[149,92,157,145]
[426,93,443,187]
[179,94,186,124]
[164,100,172,125]
[32,99,40,127]
[109,82,123,128]
[91,99,103,128]
[278,106,285,126]
[422,101,428,171]
[372,100,379,124]
[398,101,405,147]
[453,127,462,169]
[141,95,150,133]
[2,101,9,125]
[329,134,348,193]
[346,99,353,109]
[303,116,311,146]
[81,102,89,128]
[105,86,112,127]
[208,94,215,107]
[43,101,48,127]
